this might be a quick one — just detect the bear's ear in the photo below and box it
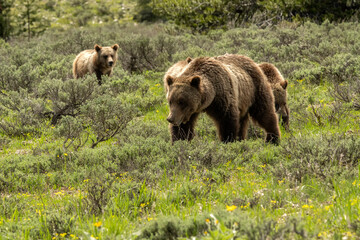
[166,76,174,86]
[190,76,201,89]
[94,44,102,52]
[186,57,192,63]
[280,80,288,89]
[112,44,119,51]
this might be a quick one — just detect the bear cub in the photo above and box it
[73,44,119,85]
[258,63,290,130]
[164,54,281,144]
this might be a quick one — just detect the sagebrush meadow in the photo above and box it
[1,15,360,240]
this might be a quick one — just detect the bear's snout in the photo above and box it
[166,115,175,124]
[108,61,114,66]
[167,113,182,126]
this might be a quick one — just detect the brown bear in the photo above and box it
[163,57,192,93]
[164,54,281,144]
[258,63,290,130]
[73,44,119,85]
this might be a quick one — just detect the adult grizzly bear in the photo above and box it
[164,54,280,144]
[73,44,119,85]
[258,63,290,130]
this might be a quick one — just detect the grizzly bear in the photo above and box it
[73,44,119,85]
[163,57,192,93]
[164,54,281,144]
[258,63,290,130]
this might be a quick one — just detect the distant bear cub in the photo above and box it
[164,54,281,144]
[258,63,290,130]
[73,44,119,85]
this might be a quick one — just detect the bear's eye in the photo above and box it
[103,55,108,59]
[178,100,186,106]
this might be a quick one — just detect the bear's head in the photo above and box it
[165,75,202,126]
[272,80,288,117]
[94,44,119,68]
[163,57,193,94]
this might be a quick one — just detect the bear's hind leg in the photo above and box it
[170,113,199,143]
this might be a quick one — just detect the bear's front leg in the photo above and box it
[281,104,290,131]
[257,111,281,145]
[169,113,199,143]
[95,71,102,85]
[216,114,239,143]
[238,114,250,140]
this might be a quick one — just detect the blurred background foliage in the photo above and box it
[1,0,360,40]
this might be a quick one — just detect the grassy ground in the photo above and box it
[0,22,360,239]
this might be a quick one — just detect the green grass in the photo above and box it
[1,22,360,239]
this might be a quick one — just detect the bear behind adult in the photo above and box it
[73,44,119,85]
[258,62,290,130]
[164,54,281,144]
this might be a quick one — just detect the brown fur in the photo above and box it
[164,54,280,144]
[258,63,290,130]
[163,57,192,93]
[73,44,119,85]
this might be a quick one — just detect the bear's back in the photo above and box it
[258,63,284,85]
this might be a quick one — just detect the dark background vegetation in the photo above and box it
[1,0,360,40]
[0,0,360,239]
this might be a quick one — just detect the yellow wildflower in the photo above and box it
[350,199,358,206]
[36,209,41,215]
[93,221,102,227]
[324,205,332,211]
[60,233,67,237]
[226,205,237,212]
[302,204,314,209]
[205,218,210,223]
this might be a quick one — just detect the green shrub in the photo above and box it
[271,133,360,185]
[0,89,46,137]
[81,94,140,148]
